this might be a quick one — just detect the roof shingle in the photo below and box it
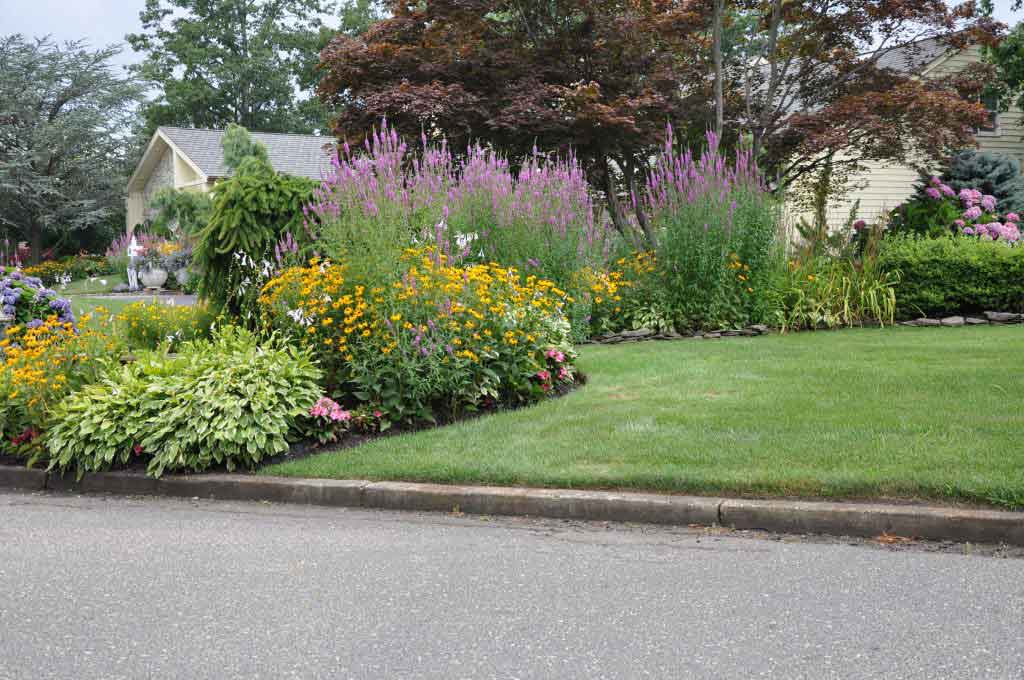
[159,127,336,180]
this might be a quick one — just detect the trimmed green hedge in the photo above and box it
[878,236,1024,318]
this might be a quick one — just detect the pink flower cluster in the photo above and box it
[310,397,351,422]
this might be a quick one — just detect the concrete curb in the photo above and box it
[7,466,1023,545]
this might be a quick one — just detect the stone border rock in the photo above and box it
[901,311,1023,327]
[584,311,1021,344]
[3,465,1021,546]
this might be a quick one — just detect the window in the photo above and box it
[978,92,999,134]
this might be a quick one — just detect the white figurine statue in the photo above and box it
[126,235,142,291]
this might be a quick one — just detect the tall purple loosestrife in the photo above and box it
[306,120,615,287]
[643,125,780,330]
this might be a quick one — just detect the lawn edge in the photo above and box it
[6,465,1023,545]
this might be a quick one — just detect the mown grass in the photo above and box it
[263,326,1024,509]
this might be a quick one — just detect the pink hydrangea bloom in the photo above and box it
[963,206,983,220]
[963,227,975,235]
[1003,223,1021,242]
[929,176,941,187]
[940,184,956,197]
[925,187,942,200]
[981,194,997,212]
[959,188,981,207]
[1006,212,1020,223]
[954,219,965,229]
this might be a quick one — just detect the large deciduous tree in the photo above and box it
[127,0,332,134]
[0,35,144,262]
[722,0,1001,188]
[318,0,709,242]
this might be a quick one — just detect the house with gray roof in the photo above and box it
[126,127,336,230]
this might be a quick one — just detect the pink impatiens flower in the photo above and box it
[545,348,565,363]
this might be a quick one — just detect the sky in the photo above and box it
[3,0,1024,69]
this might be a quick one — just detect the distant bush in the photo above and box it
[878,236,1024,318]
[116,301,218,351]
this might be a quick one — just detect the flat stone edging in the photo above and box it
[3,466,1022,546]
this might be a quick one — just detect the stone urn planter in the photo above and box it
[140,266,168,290]
[174,267,190,287]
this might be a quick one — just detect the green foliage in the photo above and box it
[115,301,218,351]
[45,327,322,479]
[654,186,781,330]
[878,235,1024,318]
[192,157,316,319]
[222,124,269,172]
[934,150,1024,214]
[887,195,968,239]
[147,188,213,236]
[127,0,331,134]
[0,36,144,261]
[770,258,899,332]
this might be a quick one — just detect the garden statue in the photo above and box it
[127,235,142,291]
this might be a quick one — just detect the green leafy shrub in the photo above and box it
[45,327,322,478]
[115,301,218,351]
[770,258,898,332]
[878,236,1024,318]
[193,156,316,320]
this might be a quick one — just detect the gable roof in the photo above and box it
[874,36,955,75]
[157,126,337,180]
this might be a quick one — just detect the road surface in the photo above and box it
[1,491,1021,679]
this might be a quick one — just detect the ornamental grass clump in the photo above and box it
[259,248,578,427]
[305,121,616,333]
[642,127,781,330]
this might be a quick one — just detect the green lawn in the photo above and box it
[263,326,1024,509]
[68,295,153,316]
[58,274,126,295]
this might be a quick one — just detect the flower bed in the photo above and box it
[260,248,579,431]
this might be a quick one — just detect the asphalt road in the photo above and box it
[1,492,1022,680]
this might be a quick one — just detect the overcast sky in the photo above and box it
[3,0,1024,69]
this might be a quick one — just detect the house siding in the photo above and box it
[142,148,175,222]
[797,45,1024,229]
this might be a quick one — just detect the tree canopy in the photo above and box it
[0,35,144,261]
[127,0,332,135]
[318,0,1000,241]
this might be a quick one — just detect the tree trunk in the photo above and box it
[28,220,43,264]
[712,0,725,139]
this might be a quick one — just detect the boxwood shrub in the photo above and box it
[878,236,1024,318]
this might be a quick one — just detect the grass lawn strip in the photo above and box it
[264,326,1024,509]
